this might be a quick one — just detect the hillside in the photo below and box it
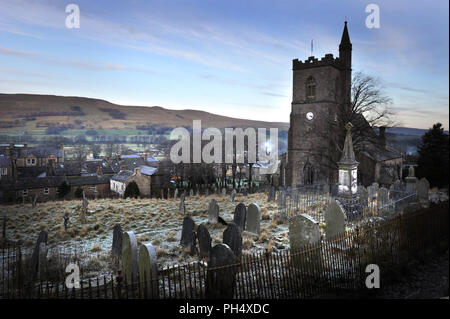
[0,93,289,132]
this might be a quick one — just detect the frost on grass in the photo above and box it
[1,193,313,268]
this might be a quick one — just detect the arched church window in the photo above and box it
[303,160,315,185]
[306,77,316,101]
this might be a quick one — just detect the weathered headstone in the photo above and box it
[208,199,219,223]
[377,187,389,209]
[138,243,159,298]
[205,188,209,197]
[357,186,368,207]
[180,216,195,249]
[179,194,185,214]
[230,189,236,202]
[189,189,194,197]
[246,203,261,235]
[233,203,247,231]
[29,231,47,279]
[122,231,138,283]
[222,223,242,258]
[267,186,276,202]
[221,188,226,196]
[63,215,69,231]
[197,224,212,258]
[205,244,236,299]
[324,199,346,239]
[111,224,123,257]
[367,185,376,200]
[241,188,248,197]
[37,242,48,280]
[174,188,178,200]
[288,214,320,251]
[417,177,430,205]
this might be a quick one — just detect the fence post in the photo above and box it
[116,270,123,299]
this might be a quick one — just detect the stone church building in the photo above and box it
[286,22,402,187]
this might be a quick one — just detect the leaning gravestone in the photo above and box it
[417,178,430,205]
[208,199,219,223]
[122,231,138,283]
[197,224,212,258]
[233,203,247,231]
[246,203,261,235]
[230,189,236,202]
[205,244,236,299]
[138,243,159,298]
[180,216,195,249]
[288,214,320,251]
[223,223,242,258]
[111,224,123,258]
[324,199,346,239]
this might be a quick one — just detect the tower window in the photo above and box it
[306,77,316,101]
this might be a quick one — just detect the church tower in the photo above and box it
[286,22,352,187]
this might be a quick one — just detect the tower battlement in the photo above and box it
[292,53,343,70]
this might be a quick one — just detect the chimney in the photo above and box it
[23,142,28,149]
[379,126,386,148]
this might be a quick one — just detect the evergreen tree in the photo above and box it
[417,123,449,188]
[58,181,71,198]
[74,187,84,199]
[124,181,140,199]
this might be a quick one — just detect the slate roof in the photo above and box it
[0,176,66,191]
[67,175,110,186]
[140,165,158,176]
[23,146,63,158]
[111,170,134,182]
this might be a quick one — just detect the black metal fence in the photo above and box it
[1,201,448,299]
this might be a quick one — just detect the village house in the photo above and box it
[110,165,158,197]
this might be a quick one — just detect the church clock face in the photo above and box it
[306,112,314,121]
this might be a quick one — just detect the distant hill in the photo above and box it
[0,93,290,131]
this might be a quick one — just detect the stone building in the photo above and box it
[286,22,402,188]
[110,165,157,197]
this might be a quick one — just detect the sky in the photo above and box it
[0,0,448,129]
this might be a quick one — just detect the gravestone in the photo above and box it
[138,243,159,298]
[63,215,69,231]
[205,188,209,197]
[324,199,346,239]
[179,194,185,214]
[288,214,320,251]
[221,188,226,196]
[230,189,236,202]
[37,242,48,280]
[208,199,219,223]
[180,216,195,249]
[174,188,178,200]
[189,189,194,197]
[233,203,247,231]
[367,185,376,200]
[406,166,418,194]
[30,230,48,279]
[122,231,138,283]
[267,186,276,202]
[377,187,389,209]
[205,244,236,299]
[417,177,430,205]
[222,223,242,258]
[357,186,368,207]
[246,203,261,235]
[197,224,212,258]
[111,224,123,258]
[160,189,164,199]
[241,188,248,197]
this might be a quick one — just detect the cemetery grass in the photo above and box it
[1,193,298,270]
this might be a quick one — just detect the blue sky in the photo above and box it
[0,0,448,129]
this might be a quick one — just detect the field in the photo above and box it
[1,193,305,268]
